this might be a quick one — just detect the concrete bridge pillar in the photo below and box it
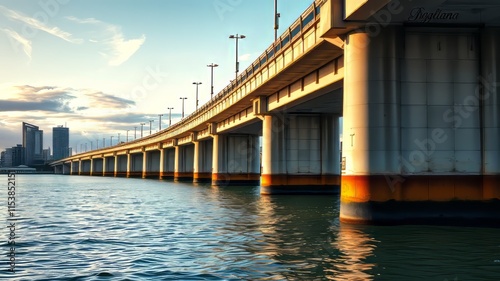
[174,144,194,181]
[102,157,107,176]
[116,155,127,177]
[482,27,500,198]
[78,160,82,175]
[340,26,500,225]
[81,160,91,175]
[212,134,260,186]
[261,114,340,194]
[161,148,175,179]
[91,157,104,176]
[143,150,161,179]
[104,156,115,176]
[128,153,143,178]
[193,139,213,183]
[159,148,165,179]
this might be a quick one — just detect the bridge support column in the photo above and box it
[174,144,194,181]
[161,148,175,179]
[340,26,500,225]
[128,153,143,178]
[482,28,500,199]
[261,114,340,194]
[159,148,165,179]
[78,160,82,175]
[103,157,107,176]
[143,150,161,178]
[212,134,260,186]
[193,139,213,183]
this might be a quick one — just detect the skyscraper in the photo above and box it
[22,122,43,166]
[53,126,69,160]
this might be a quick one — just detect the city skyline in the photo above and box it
[0,0,313,151]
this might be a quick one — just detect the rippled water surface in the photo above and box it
[2,175,500,280]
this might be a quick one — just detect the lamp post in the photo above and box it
[103,138,105,147]
[126,130,130,142]
[274,0,280,41]
[192,82,202,110]
[140,123,145,137]
[207,63,218,100]
[90,141,93,150]
[118,133,121,144]
[158,114,163,130]
[167,107,174,126]
[179,97,187,118]
[110,136,114,146]
[96,139,99,149]
[149,119,154,135]
[229,34,246,81]
[134,126,137,140]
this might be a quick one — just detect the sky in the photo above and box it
[0,0,313,153]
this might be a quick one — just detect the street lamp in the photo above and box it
[134,126,137,140]
[103,138,105,147]
[158,114,163,130]
[126,130,130,142]
[229,34,246,81]
[140,122,145,137]
[207,63,218,100]
[167,107,174,126]
[118,133,121,144]
[274,0,280,41]
[179,97,187,118]
[192,82,202,110]
[96,139,99,149]
[149,119,154,135]
[110,136,114,146]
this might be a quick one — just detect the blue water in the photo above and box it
[1,175,500,280]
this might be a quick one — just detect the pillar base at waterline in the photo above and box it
[340,175,500,226]
[174,172,194,182]
[193,173,212,183]
[160,172,174,179]
[211,173,260,186]
[103,172,114,177]
[260,174,340,195]
[127,171,143,178]
[142,172,160,179]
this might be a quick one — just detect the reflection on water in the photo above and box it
[1,175,499,280]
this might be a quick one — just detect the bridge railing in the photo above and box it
[171,0,323,128]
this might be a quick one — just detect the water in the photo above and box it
[1,175,499,280]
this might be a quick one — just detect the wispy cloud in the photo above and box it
[1,28,32,60]
[0,85,135,113]
[66,16,146,66]
[0,5,82,44]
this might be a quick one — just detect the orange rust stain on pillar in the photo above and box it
[212,173,260,181]
[483,175,500,199]
[261,174,340,186]
[341,176,398,203]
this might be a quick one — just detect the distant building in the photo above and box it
[52,126,69,160]
[1,148,12,167]
[11,144,25,166]
[43,148,52,162]
[22,122,44,166]
[0,145,25,167]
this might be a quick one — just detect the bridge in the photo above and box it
[51,0,500,225]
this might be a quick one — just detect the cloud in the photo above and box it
[66,16,146,66]
[239,53,252,62]
[0,5,82,44]
[85,90,136,108]
[0,85,135,113]
[1,28,32,60]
